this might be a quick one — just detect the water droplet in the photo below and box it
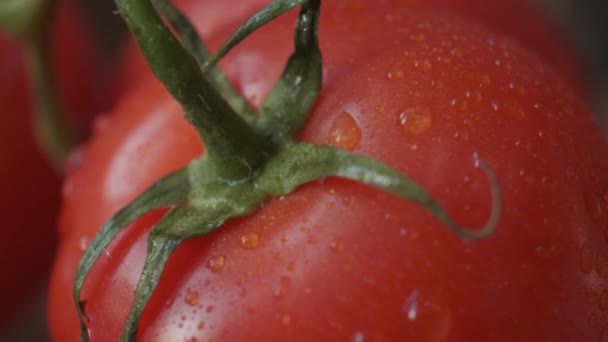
[274,276,292,299]
[387,70,404,81]
[580,243,595,274]
[403,289,420,321]
[205,305,215,313]
[281,235,289,242]
[240,233,260,249]
[304,287,312,295]
[93,115,110,133]
[281,313,292,325]
[185,290,199,306]
[206,255,226,272]
[413,59,433,72]
[464,72,491,86]
[403,289,452,341]
[64,146,89,175]
[449,48,463,57]
[351,331,366,342]
[79,235,90,252]
[397,107,432,136]
[411,32,425,41]
[165,296,175,307]
[328,112,362,151]
[330,239,345,252]
[431,80,444,89]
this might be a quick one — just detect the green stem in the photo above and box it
[0,0,77,171]
[0,0,47,39]
[115,0,274,181]
[24,35,77,171]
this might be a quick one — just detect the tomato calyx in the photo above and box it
[75,1,502,341]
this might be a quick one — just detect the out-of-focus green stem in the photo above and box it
[0,0,77,172]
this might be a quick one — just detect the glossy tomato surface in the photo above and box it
[50,2,608,341]
[0,0,113,324]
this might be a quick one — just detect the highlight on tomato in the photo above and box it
[49,1,608,341]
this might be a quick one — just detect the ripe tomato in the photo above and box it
[0,0,113,324]
[49,2,608,342]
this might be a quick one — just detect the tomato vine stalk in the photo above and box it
[0,0,78,171]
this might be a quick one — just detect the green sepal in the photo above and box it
[75,168,190,342]
[151,0,254,120]
[258,142,501,240]
[257,0,322,139]
[119,161,266,341]
[204,0,308,69]
[115,0,272,182]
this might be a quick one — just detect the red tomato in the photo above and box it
[49,2,608,342]
[0,0,113,324]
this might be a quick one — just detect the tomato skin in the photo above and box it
[0,0,112,325]
[50,3,608,342]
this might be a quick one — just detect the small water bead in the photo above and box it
[387,70,404,81]
[330,239,345,252]
[397,107,433,136]
[79,235,90,251]
[351,331,366,342]
[185,290,199,306]
[328,112,362,151]
[206,255,226,272]
[463,72,491,86]
[281,313,292,326]
[240,233,260,249]
[274,276,292,299]
[403,289,420,321]
[413,59,433,72]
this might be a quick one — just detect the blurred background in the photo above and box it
[536,0,608,129]
[0,0,606,341]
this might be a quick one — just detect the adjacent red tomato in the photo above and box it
[0,0,113,324]
[49,2,608,341]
